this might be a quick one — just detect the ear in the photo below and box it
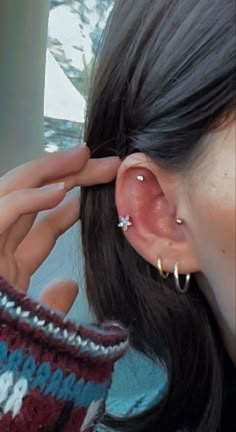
[115,153,200,274]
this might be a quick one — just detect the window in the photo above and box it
[44,0,114,153]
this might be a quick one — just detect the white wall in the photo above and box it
[0,0,49,172]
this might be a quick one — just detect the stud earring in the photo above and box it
[118,215,133,231]
[137,175,144,181]
[176,218,183,225]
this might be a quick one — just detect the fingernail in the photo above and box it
[107,156,122,165]
[70,143,87,150]
[104,156,121,162]
[69,144,90,155]
[43,182,65,192]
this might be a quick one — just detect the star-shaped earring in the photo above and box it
[117,215,133,231]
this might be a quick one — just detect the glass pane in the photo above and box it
[44,0,114,153]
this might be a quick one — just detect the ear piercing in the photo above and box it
[137,174,184,225]
[118,175,184,231]
[117,175,143,231]
[157,258,170,279]
[157,258,191,294]
[117,215,133,231]
[174,262,190,293]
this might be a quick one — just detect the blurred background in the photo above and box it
[0,2,167,421]
[0,0,114,322]
[44,0,113,152]
[41,0,114,323]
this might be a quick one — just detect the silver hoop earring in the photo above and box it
[176,218,183,225]
[174,262,190,293]
[117,215,133,231]
[157,258,170,279]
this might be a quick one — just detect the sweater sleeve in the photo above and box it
[0,276,128,432]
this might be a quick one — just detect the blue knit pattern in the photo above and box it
[0,341,107,407]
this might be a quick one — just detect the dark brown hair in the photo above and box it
[80,1,235,430]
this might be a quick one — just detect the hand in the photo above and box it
[0,145,120,315]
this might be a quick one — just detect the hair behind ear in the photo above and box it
[81,0,235,429]
[81,181,224,431]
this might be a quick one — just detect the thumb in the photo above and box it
[38,279,79,315]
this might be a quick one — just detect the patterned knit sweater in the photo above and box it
[0,276,128,432]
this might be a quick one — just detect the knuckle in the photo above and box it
[44,215,63,239]
[7,191,22,213]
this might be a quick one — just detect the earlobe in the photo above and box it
[115,153,200,275]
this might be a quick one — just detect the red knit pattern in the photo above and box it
[0,275,129,431]
[0,390,64,432]
[0,325,114,384]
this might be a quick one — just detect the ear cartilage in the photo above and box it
[117,215,133,231]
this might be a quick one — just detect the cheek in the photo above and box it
[204,204,235,265]
[188,143,235,276]
[191,201,235,273]
[184,120,235,332]
[189,199,235,333]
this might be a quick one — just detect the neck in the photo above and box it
[195,273,236,367]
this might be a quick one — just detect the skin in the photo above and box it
[0,145,121,316]
[115,119,236,365]
[184,120,236,364]
[1,120,235,365]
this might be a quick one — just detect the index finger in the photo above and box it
[53,156,122,191]
[0,145,90,196]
